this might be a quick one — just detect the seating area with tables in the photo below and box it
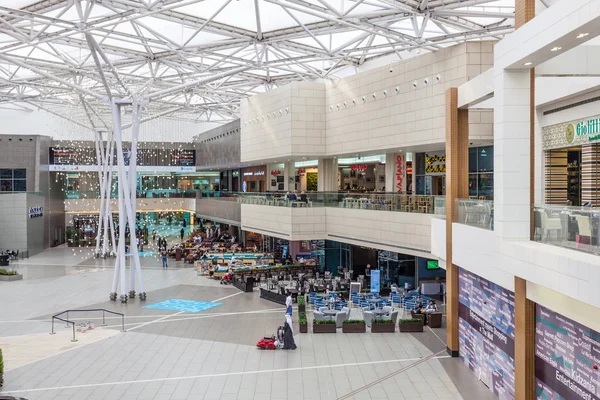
[533,205,600,255]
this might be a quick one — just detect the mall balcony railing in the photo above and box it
[204,191,442,214]
[455,198,494,230]
[65,189,197,199]
[533,205,600,256]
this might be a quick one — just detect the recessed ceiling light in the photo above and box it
[577,33,589,39]
[524,62,532,66]
[550,46,562,52]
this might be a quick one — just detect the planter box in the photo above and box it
[233,277,254,293]
[298,304,306,313]
[259,288,287,305]
[399,322,424,332]
[371,322,395,333]
[342,323,366,333]
[313,323,336,333]
[299,323,308,333]
[0,274,22,282]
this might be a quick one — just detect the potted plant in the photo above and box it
[299,312,308,333]
[399,318,424,332]
[313,320,336,333]
[371,319,395,333]
[0,268,22,282]
[0,348,4,387]
[297,295,306,313]
[342,319,366,333]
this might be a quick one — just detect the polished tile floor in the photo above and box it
[0,246,497,400]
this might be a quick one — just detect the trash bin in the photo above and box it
[0,254,9,267]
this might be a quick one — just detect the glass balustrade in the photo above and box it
[533,205,600,255]
[65,189,197,199]
[433,197,446,219]
[456,198,494,230]
[200,192,441,214]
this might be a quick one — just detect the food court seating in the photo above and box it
[335,311,348,328]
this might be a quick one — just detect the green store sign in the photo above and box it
[566,117,600,143]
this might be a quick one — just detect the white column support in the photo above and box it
[94,130,105,257]
[493,69,531,240]
[110,100,128,303]
[109,99,146,302]
[318,158,338,192]
[385,153,395,193]
[283,161,295,192]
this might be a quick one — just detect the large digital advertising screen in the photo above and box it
[458,268,515,400]
[535,305,600,400]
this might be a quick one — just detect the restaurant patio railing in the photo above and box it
[66,189,196,199]
[203,192,441,214]
[433,197,446,219]
[456,199,494,230]
[533,205,600,255]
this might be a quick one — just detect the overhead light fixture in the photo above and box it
[577,33,589,39]
[524,62,532,66]
[550,46,562,52]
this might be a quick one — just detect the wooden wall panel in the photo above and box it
[515,277,535,400]
[544,150,568,205]
[445,88,468,357]
[581,144,600,206]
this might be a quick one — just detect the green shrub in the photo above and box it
[298,312,307,325]
[399,318,423,324]
[314,320,336,324]
[0,348,3,375]
[372,319,393,324]
[297,296,305,306]
[0,269,17,276]
[306,172,318,191]
[343,319,365,324]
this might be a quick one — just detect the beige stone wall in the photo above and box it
[325,42,494,155]
[240,81,326,162]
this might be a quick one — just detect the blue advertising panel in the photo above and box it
[458,268,515,400]
[535,305,600,400]
[370,269,380,293]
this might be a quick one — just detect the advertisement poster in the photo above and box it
[370,269,380,293]
[458,268,515,400]
[535,305,600,400]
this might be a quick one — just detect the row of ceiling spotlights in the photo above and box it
[242,74,442,124]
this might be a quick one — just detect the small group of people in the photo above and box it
[414,300,439,325]
[284,191,308,203]
[151,231,168,249]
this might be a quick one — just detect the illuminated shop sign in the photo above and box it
[270,169,282,176]
[350,164,368,172]
[243,171,265,176]
[566,118,600,144]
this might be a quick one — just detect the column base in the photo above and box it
[128,290,136,299]
[120,294,128,303]
[446,347,459,358]
[109,292,117,301]
[139,292,147,301]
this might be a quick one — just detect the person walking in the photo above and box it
[161,249,168,268]
[180,228,185,240]
[152,230,156,244]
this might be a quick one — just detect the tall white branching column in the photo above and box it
[108,99,146,303]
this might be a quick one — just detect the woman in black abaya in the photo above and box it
[282,314,297,350]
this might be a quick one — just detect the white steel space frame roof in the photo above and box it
[0,0,514,129]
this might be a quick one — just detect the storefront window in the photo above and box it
[0,169,26,192]
[467,146,494,199]
[469,148,477,173]
[477,146,493,172]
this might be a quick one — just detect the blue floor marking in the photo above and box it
[143,299,222,313]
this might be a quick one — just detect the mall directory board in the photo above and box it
[535,305,600,400]
[458,268,515,400]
